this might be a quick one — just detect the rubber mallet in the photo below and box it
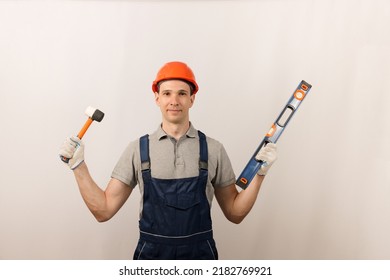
[60,106,105,163]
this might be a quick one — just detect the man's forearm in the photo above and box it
[73,162,108,221]
[233,174,265,219]
[216,174,266,224]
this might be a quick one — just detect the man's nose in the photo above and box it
[170,94,179,106]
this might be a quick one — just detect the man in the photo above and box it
[59,61,277,260]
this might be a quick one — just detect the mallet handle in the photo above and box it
[77,118,93,139]
[60,155,70,163]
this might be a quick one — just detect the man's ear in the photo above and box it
[154,91,159,105]
[190,93,196,107]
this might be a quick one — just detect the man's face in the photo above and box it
[154,80,195,125]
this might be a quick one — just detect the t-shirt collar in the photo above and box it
[157,122,197,140]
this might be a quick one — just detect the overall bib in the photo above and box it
[133,131,218,260]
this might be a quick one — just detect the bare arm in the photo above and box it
[73,162,133,222]
[214,174,265,224]
[215,142,277,224]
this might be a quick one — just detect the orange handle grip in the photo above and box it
[77,118,93,139]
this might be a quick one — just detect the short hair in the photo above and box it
[157,79,195,95]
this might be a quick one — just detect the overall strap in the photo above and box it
[140,132,208,171]
[198,130,208,171]
[140,134,150,171]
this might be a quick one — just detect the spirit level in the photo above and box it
[236,80,312,189]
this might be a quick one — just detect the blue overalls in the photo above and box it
[133,131,218,260]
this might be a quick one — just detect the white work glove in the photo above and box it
[255,143,277,176]
[59,136,85,170]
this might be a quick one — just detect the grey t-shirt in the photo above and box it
[111,124,236,212]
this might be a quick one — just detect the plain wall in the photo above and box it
[1,0,390,259]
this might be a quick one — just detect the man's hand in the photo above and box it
[59,136,85,170]
[255,143,277,176]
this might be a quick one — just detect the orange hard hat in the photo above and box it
[152,61,199,94]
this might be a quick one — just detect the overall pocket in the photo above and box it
[165,192,200,210]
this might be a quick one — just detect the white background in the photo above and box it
[1,0,390,260]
